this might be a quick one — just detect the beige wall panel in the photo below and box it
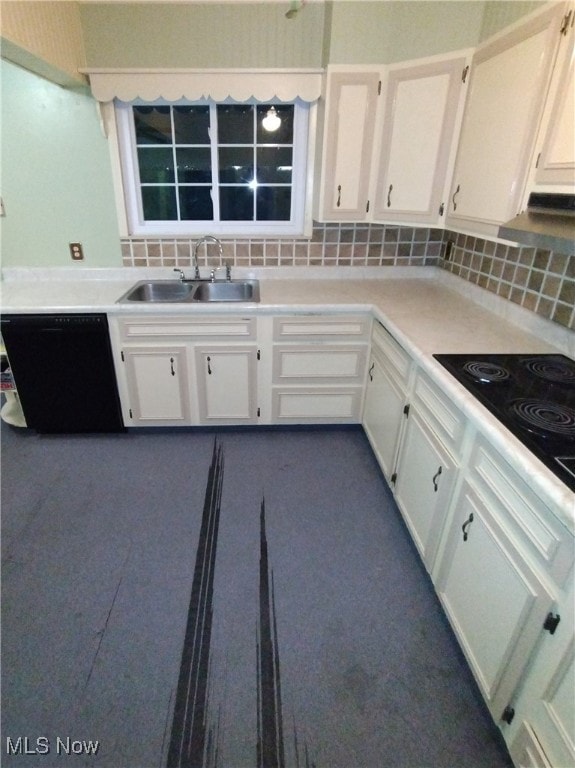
[1,1,86,83]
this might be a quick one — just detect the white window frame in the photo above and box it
[114,98,311,238]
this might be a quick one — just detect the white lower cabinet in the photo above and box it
[436,479,555,721]
[393,408,457,572]
[110,314,259,427]
[195,345,258,424]
[362,321,412,481]
[271,315,370,423]
[122,346,191,425]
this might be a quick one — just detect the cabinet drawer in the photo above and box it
[413,369,466,456]
[273,345,368,385]
[371,320,412,388]
[469,436,574,588]
[271,387,363,423]
[273,315,370,342]
[118,315,256,341]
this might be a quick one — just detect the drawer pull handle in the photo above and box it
[462,512,474,542]
[452,184,460,211]
[170,357,175,376]
[387,183,393,208]
[368,362,375,381]
[337,185,342,208]
[432,466,442,492]
[207,356,212,375]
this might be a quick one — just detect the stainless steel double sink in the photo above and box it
[117,279,260,304]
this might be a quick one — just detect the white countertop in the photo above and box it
[2,265,574,528]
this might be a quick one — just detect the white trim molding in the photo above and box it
[80,68,324,103]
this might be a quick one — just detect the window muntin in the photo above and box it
[117,99,308,236]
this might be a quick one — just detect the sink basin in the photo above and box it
[192,279,260,303]
[117,279,260,304]
[119,280,196,303]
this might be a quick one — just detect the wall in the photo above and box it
[327,1,484,64]
[479,1,547,41]
[0,1,86,86]
[0,59,122,267]
[79,2,326,68]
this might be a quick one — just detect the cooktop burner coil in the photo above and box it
[508,399,575,439]
[463,361,511,383]
[522,356,575,385]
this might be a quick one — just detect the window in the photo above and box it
[115,99,310,237]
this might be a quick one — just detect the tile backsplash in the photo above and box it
[120,222,574,330]
[441,230,574,331]
[121,223,442,269]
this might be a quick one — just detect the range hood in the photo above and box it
[498,192,575,256]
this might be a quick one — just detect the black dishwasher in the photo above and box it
[1,314,124,433]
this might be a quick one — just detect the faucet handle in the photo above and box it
[173,268,185,281]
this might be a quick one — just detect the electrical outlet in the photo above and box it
[69,243,84,261]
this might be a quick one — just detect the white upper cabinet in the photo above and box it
[533,4,575,189]
[316,69,380,221]
[372,56,468,225]
[446,3,565,237]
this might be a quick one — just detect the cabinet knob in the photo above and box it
[207,356,212,375]
[170,357,175,376]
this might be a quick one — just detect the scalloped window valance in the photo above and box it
[81,69,324,103]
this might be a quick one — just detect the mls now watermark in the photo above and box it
[6,736,100,756]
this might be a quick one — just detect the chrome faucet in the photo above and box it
[210,264,232,282]
[173,268,186,281]
[193,235,223,280]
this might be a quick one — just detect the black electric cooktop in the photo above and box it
[433,353,575,493]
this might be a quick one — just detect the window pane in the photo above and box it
[176,148,212,183]
[138,148,175,183]
[256,187,291,221]
[220,187,254,220]
[257,147,293,184]
[217,104,254,144]
[218,147,254,183]
[179,187,214,220]
[142,186,177,220]
[256,104,294,144]
[134,106,172,144]
[173,106,210,144]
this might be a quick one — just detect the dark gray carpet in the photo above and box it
[1,423,512,768]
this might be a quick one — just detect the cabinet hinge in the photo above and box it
[403,403,410,417]
[461,65,469,83]
[543,612,561,635]
[121,350,125,362]
[391,472,398,485]
[560,10,573,35]
[378,80,382,95]
[439,202,445,217]
[366,199,370,213]
[501,706,515,725]
[257,349,261,361]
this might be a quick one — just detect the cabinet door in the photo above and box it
[123,346,191,425]
[318,70,380,221]
[509,579,575,768]
[195,346,258,424]
[362,351,407,482]
[373,57,466,224]
[535,13,575,186]
[446,5,563,235]
[393,409,456,572]
[436,481,554,720]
